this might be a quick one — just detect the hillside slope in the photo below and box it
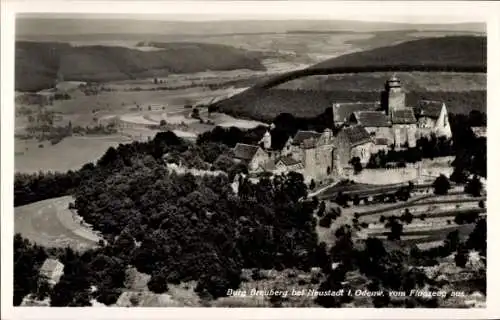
[215,36,486,120]
[15,41,266,92]
[311,35,485,70]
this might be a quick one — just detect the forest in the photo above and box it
[215,88,486,122]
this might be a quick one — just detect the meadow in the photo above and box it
[14,196,101,251]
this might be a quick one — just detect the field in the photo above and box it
[15,84,265,173]
[15,135,132,173]
[14,196,101,251]
[277,72,486,92]
[316,182,485,251]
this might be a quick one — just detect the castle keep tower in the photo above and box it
[385,74,406,115]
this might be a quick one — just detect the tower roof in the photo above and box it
[386,74,402,88]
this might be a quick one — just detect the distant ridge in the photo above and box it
[16,17,485,38]
[15,41,266,92]
[252,36,486,89]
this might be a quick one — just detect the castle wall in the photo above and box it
[334,133,352,167]
[393,124,417,149]
[351,142,374,165]
[346,167,419,184]
[371,144,390,154]
[301,145,335,182]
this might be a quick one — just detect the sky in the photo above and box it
[17,13,484,24]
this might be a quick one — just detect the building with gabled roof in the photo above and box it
[352,111,391,127]
[291,130,323,146]
[39,258,64,286]
[274,156,304,175]
[335,126,375,167]
[232,143,270,172]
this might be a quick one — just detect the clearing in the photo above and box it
[14,196,102,251]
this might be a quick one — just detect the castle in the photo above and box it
[231,75,452,183]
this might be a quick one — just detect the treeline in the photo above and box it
[14,171,81,207]
[215,88,486,122]
[19,122,118,145]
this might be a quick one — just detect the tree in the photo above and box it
[148,272,168,293]
[309,179,316,190]
[454,245,469,267]
[315,266,352,307]
[444,230,460,253]
[212,155,235,172]
[466,218,486,256]
[335,191,349,207]
[353,195,360,206]
[465,175,483,197]
[191,107,200,119]
[387,220,403,241]
[317,201,326,217]
[349,156,363,174]
[478,200,485,209]
[450,166,468,184]
[401,209,413,224]
[432,174,451,195]
[319,216,332,228]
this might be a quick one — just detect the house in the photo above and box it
[39,258,64,286]
[232,143,269,172]
[284,130,323,160]
[274,156,304,175]
[335,126,374,167]
[413,101,452,139]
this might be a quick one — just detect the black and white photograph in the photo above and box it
[1,1,498,318]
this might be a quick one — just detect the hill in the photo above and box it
[216,89,486,122]
[214,36,486,120]
[310,36,485,70]
[15,41,266,92]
